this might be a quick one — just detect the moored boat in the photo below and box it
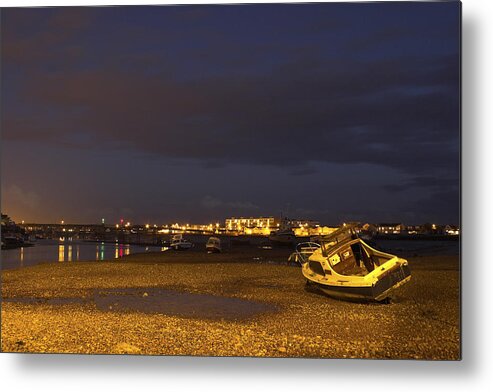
[1,235,33,250]
[288,242,321,265]
[206,236,222,253]
[169,234,193,250]
[302,225,411,301]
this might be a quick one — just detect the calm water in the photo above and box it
[1,240,166,270]
[372,239,460,257]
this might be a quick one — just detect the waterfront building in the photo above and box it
[444,225,460,235]
[225,217,279,231]
[288,219,320,228]
[293,225,337,237]
[377,223,405,234]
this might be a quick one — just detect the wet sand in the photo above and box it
[1,248,460,359]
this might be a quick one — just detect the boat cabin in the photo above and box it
[313,226,395,277]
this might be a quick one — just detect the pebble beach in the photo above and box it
[1,247,460,359]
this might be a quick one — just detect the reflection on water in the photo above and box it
[59,245,65,262]
[2,240,164,270]
[372,239,460,256]
[56,242,133,263]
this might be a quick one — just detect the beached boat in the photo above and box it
[169,234,193,250]
[206,237,222,253]
[288,242,321,265]
[302,225,411,301]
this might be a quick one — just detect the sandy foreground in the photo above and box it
[1,248,460,359]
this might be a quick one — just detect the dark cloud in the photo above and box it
[345,26,414,52]
[288,167,319,177]
[201,196,259,212]
[1,8,93,68]
[4,52,459,176]
[383,175,459,193]
[410,189,460,224]
[1,3,460,224]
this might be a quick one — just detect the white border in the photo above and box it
[2,0,492,391]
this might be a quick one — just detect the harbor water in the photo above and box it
[1,239,165,270]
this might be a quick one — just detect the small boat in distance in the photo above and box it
[206,237,222,253]
[288,242,321,265]
[302,224,411,302]
[1,235,33,250]
[269,229,296,245]
[169,234,193,251]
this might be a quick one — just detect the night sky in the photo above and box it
[1,2,460,225]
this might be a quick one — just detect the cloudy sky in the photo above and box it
[1,2,460,225]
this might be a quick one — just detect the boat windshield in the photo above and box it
[319,225,358,257]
